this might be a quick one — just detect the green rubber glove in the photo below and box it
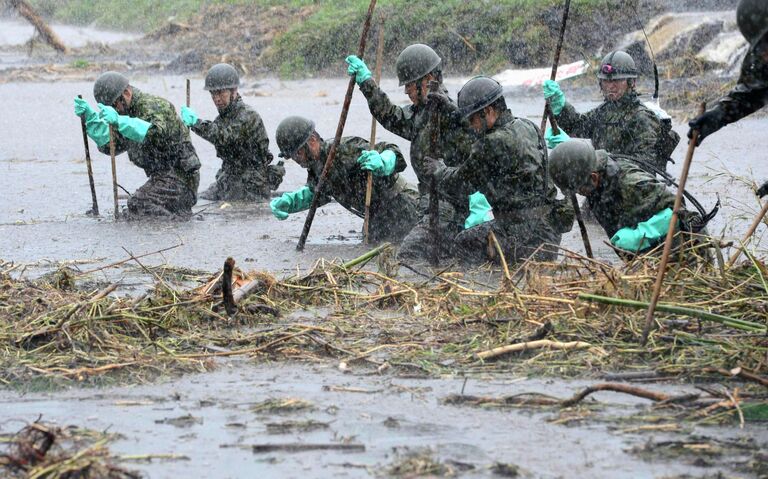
[545,127,570,149]
[345,55,372,85]
[74,97,110,147]
[181,105,199,127]
[611,208,673,252]
[543,80,566,115]
[357,149,396,177]
[270,186,314,220]
[98,103,152,143]
[464,191,493,229]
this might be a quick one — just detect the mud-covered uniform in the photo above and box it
[98,88,200,217]
[358,79,473,259]
[433,110,568,264]
[556,92,665,172]
[306,137,419,243]
[588,151,705,259]
[191,95,284,201]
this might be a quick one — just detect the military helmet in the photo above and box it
[737,0,768,46]
[204,63,240,91]
[94,71,129,105]
[457,76,504,117]
[276,116,315,158]
[596,51,638,80]
[395,44,442,86]
[549,140,597,193]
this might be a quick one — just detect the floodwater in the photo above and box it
[1,19,767,478]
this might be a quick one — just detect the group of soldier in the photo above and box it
[73,0,768,266]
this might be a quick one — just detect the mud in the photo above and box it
[1,361,764,478]
[1,20,767,478]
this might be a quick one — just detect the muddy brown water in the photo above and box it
[1,21,767,477]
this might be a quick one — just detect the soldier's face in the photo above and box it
[404,77,429,106]
[210,89,235,111]
[114,87,132,114]
[600,79,629,101]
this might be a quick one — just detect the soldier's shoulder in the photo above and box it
[136,91,175,115]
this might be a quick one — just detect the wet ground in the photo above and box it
[1,19,767,478]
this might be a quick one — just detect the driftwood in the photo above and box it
[9,0,69,53]
[476,339,591,360]
[221,257,237,316]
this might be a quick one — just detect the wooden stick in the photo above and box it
[476,339,591,360]
[222,257,237,316]
[726,201,768,268]
[539,0,571,134]
[428,79,442,266]
[108,125,120,219]
[560,383,670,407]
[548,111,593,258]
[363,19,385,245]
[640,102,706,346]
[185,78,191,107]
[9,0,69,54]
[297,0,378,251]
[75,243,182,276]
[78,95,99,216]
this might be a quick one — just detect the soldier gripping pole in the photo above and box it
[640,102,706,346]
[297,0,378,251]
[363,18,385,245]
[78,94,99,216]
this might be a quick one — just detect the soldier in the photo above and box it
[549,140,707,260]
[542,50,677,174]
[269,116,419,243]
[73,71,200,218]
[424,76,571,265]
[345,44,482,260]
[181,63,284,201]
[688,0,768,196]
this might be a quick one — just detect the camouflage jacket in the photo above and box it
[707,39,768,129]
[434,110,558,226]
[99,88,200,191]
[191,95,272,177]
[306,136,410,217]
[587,150,676,238]
[358,79,473,211]
[556,92,661,166]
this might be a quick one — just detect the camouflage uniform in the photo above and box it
[587,151,705,258]
[556,92,663,171]
[433,110,566,264]
[358,79,473,259]
[305,136,419,243]
[98,88,200,217]
[191,95,284,201]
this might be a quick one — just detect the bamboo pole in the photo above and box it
[108,125,119,219]
[297,0,378,251]
[78,95,99,216]
[640,102,706,345]
[726,201,768,268]
[363,19,385,245]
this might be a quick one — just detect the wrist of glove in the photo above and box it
[542,80,565,115]
[98,104,151,143]
[345,55,372,86]
[74,97,99,121]
[465,191,493,229]
[611,208,673,252]
[545,127,570,149]
[687,109,724,145]
[181,106,199,127]
[357,149,397,177]
[270,186,314,220]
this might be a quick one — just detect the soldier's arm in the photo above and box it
[434,138,492,198]
[709,82,768,128]
[619,168,675,229]
[358,79,417,141]
[555,102,595,138]
[623,109,660,164]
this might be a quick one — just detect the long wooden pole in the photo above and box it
[726,201,768,268]
[186,78,191,108]
[297,0,378,251]
[547,111,592,258]
[9,0,69,54]
[640,102,706,346]
[108,126,119,219]
[363,19,385,245]
[539,0,571,134]
[78,95,99,216]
